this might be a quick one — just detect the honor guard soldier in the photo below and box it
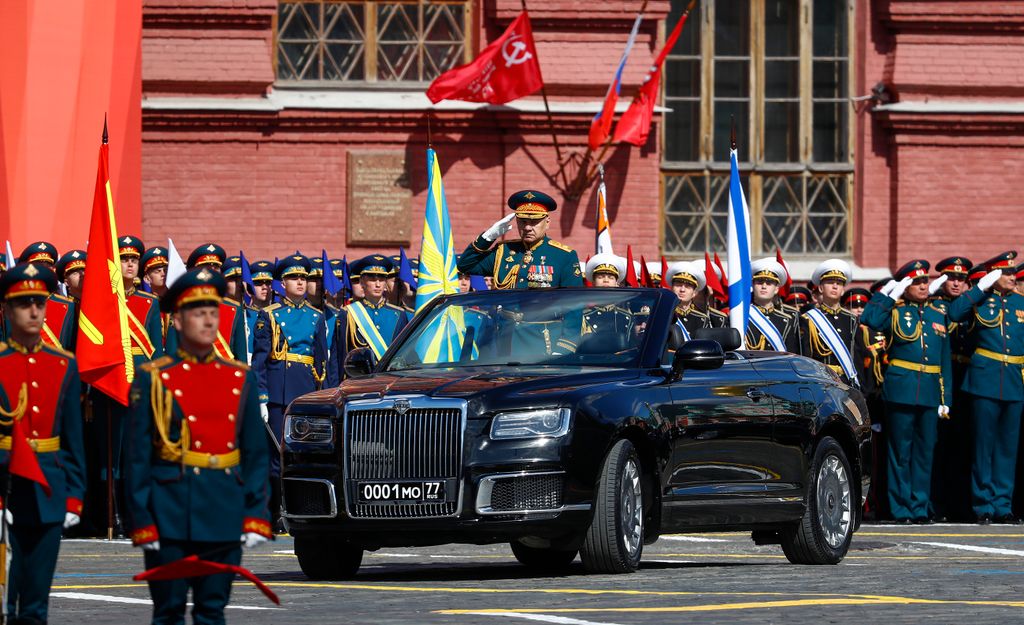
[328,258,349,307]
[120,236,165,363]
[582,254,633,338]
[244,260,275,360]
[457,190,584,290]
[746,258,798,352]
[646,262,663,288]
[843,288,871,317]
[928,256,974,520]
[800,260,861,385]
[307,256,327,311]
[862,260,952,524]
[1016,263,1024,297]
[251,254,327,523]
[56,250,87,303]
[222,256,245,304]
[0,263,86,624]
[142,246,170,298]
[856,277,892,520]
[784,285,813,314]
[327,255,409,387]
[126,267,271,625]
[667,261,713,340]
[167,244,247,364]
[19,242,76,350]
[947,252,1024,524]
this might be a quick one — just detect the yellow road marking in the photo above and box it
[857,532,1024,538]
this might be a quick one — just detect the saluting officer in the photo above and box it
[746,258,798,352]
[0,263,86,623]
[326,255,409,387]
[800,260,861,386]
[582,254,633,338]
[667,261,713,340]
[457,190,584,290]
[862,260,952,524]
[947,252,1024,524]
[19,242,76,350]
[126,267,271,625]
[251,255,327,525]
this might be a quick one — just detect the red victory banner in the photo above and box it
[427,11,543,105]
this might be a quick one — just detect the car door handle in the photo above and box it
[746,387,766,401]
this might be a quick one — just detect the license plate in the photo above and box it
[357,481,445,503]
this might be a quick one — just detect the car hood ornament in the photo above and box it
[394,399,411,415]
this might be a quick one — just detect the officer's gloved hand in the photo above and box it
[260,403,269,423]
[63,512,80,529]
[928,274,948,296]
[139,541,160,552]
[1,508,12,526]
[879,280,898,298]
[241,532,268,549]
[481,214,516,242]
[889,277,915,301]
[977,269,1002,291]
[937,405,950,419]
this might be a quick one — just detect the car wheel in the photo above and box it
[580,439,644,574]
[294,535,363,580]
[781,436,854,564]
[510,541,578,571]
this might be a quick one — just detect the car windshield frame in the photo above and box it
[377,288,673,373]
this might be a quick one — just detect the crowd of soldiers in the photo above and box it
[0,188,1023,622]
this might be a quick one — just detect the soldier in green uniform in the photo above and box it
[862,260,952,524]
[948,252,1024,524]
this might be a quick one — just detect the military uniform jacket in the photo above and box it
[457,235,584,290]
[125,351,271,544]
[948,286,1024,401]
[854,323,889,398]
[42,293,76,350]
[929,294,975,385]
[326,299,408,388]
[799,304,861,385]
[164,298,248,364]
[861,293,952,408]
[583,305,634,337]
[708,307,729,329]
[251,299,328,405]
[126,289,165,364]
[745,304,799,352]
[674,305,714,339]
[0,340,86,524]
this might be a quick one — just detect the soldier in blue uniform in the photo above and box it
[243,260,275,361]
[306,256,339,352]
[0,263,86,623]
[327,255,408,387]
[746,258,798,352]
[862,260,952,524]
[947,252,1024,524]
[800,259,861,386]
[457,190,583,291]
[126,267,271,625]
[251,255,327,525]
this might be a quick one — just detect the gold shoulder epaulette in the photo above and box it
[135,291,159,301]
[0,342,7,352]
[40,343,75,359]
[50,292,74,304]
[838,308,859,321]
[385,303,406,312]
[140,355,174,372]
[547,239,573,253]
[265,303,281,312]
[709,307,727,318]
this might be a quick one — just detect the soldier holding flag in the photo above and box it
[0,263,86,623]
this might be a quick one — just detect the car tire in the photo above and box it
[295,535,363,580]
[510,541,578,571]
[580,439,644,574]
[781,436,854,564]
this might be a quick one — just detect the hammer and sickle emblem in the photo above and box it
[502,34,532,68]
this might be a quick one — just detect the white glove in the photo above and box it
[880,280,898,297]
[937,405,950,419]
[1,508,12,526]
[63,512,80,529]
[977,269,1002,292]
[889,276,914,301]
[928,274,948,296]
[241,532,268,549]
[481,213,516,242]
[139,541,160,551]
[260,403,269,423]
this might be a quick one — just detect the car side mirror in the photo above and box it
[671,339,725,378]
[344,347,377,378]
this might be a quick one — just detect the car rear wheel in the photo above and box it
[295,535,363,580]
[510,541,578,571]
[781,436,854,564]
[580,439,644,574]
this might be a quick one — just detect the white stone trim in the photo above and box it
[873,100,1024,115]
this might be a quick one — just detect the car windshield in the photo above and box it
[384,289,659,371]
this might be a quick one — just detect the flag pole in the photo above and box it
[102,116,118,541]
[520,0,569,191]
[1,472,11,624]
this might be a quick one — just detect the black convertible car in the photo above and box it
[280,288,871,577]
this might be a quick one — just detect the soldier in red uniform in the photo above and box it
[0,263,86,623]
[18,241,76,350]
[126,267,270,625]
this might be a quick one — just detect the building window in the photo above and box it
[276,1,470,84]
[661,0,854,257]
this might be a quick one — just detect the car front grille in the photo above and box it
[346,403,463,518]
[282,479,336,518]
[489,474,563,512]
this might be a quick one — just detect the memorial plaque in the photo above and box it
[347,150,412,246]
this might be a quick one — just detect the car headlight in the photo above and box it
[490,408,571,440]
[285,415,333,444]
